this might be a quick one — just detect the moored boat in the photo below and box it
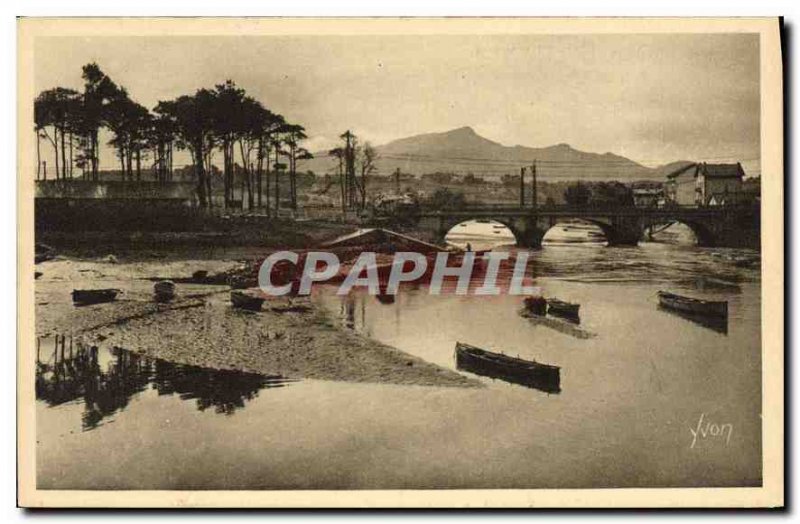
[657,291,727,318]
[72,288,120,305]
[547,298,580,320]
[455,342,560,393]
[231,290,265,311]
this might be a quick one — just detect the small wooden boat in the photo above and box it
[154,280,176,302]
[455,342,560,393]
[231,290,265,312]
[547,298,580,320]
[657,291,727,318]
[72,288,120,305]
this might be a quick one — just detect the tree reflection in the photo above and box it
[36,336,293,430]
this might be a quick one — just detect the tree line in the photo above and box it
[34,63,314,211]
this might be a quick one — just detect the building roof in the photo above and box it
[701,163,745,179]
[666,162,745,180]
[632,188,663,195]
[666,163,698,179]
[321,228,444,252]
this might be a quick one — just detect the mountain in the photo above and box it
[298,126,668,181]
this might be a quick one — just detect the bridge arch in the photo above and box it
[413,205,754,249]
[642,219,716,247]
[540,219,610,245]
[442,218,521,248]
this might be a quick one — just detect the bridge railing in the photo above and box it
[418,203,754,213]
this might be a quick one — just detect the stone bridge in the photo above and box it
[413,204,760,248]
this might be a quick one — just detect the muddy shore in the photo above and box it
[35,257,480,388]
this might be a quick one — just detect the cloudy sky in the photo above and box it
[34,33,760,173]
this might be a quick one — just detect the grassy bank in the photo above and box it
[36,218,356,260]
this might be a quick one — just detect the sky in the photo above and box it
[33,33,760,174]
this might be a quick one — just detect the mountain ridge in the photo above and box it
[298,126,683,182]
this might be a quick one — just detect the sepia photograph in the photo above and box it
[16,17,783,508]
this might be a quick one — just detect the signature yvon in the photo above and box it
[689,413,733,448]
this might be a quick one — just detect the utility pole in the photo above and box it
[531,160,538,211]
[394,167,401,195]
[341,130,357,208]
[519,167,525,208]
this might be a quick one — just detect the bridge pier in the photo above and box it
[512,216,546,249]
[515,228,545,249]
[605,217,642,247]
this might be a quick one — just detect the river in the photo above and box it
[36,222,762,489]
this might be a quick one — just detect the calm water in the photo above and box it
[36,227,762,489]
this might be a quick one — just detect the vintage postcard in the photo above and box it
[17,17,783,508]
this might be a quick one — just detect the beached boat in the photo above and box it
[657,291,727,318]
[230,290,265,311]
[455,342,561,393]
[72,288,120,305]
[547,298,580,320]
[154,280,176,302]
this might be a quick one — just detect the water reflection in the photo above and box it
[518,310,595,339]
[656,306,729,334]
[36,335,293,430]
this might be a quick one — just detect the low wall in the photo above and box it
[35,197,202,232]
[36,180,198,201]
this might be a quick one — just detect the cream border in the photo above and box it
[17,17,784,508]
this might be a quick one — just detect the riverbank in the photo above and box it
[35,257,479,388]
[36,217,358,260]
